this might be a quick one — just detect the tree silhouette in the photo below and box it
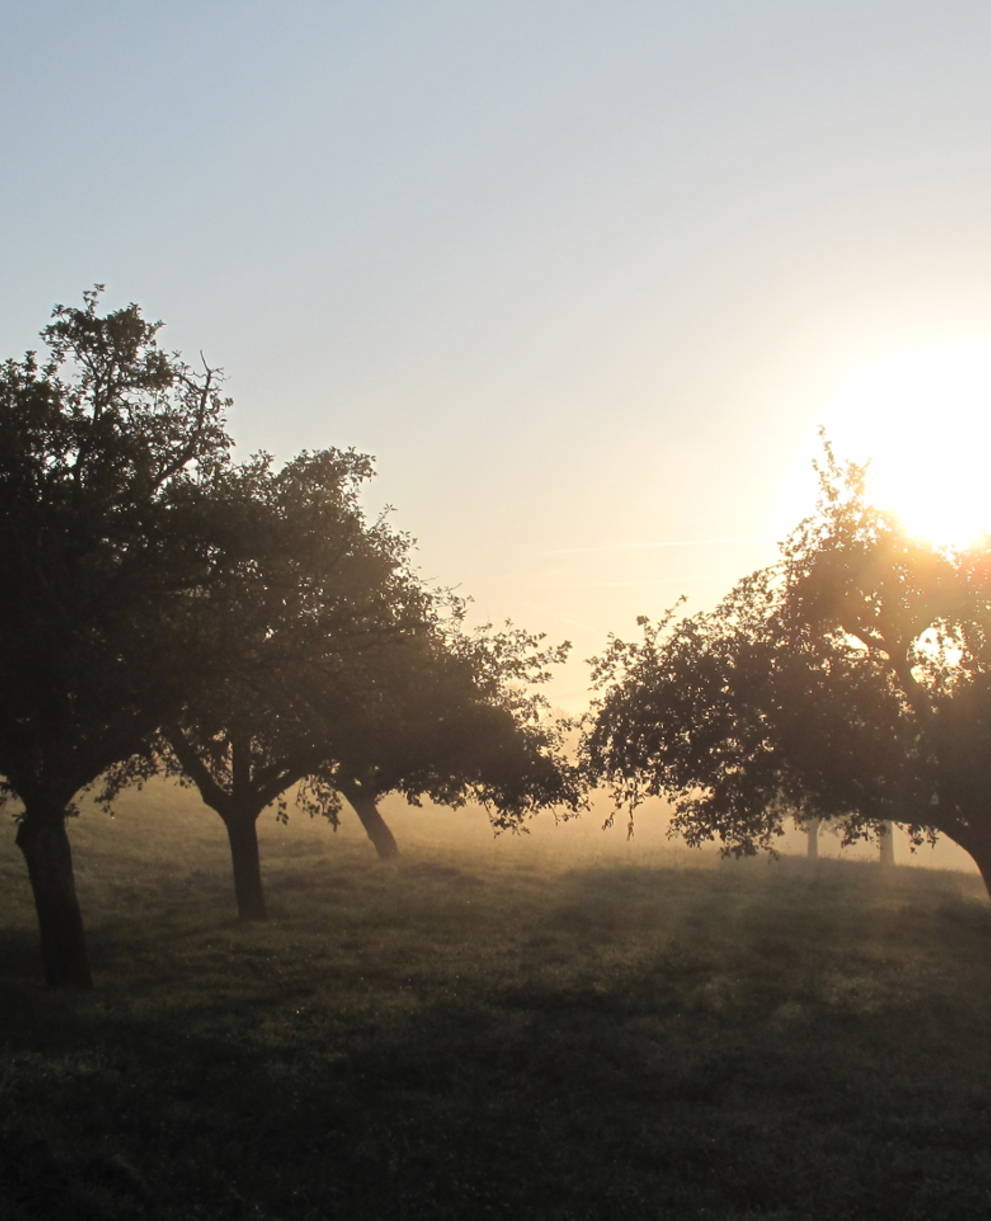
[153,446,435,917]
[585,441,991,893]
[0,289,233,985]
[318,619,581,861]
[155,449,580,916]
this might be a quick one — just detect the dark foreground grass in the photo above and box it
[2,791,991,1219]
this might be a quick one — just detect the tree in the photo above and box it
[150,445,430,918]
[878,821,896,867]
[154,449,580,918]
[0,289,233,986]
[799,814,822,861]
[584,442,991,894]
[319,618,581,860]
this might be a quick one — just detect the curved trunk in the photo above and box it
[223,808,267,920]
[934,810,991,898]
[168,730,271,919]
[16,800,92,989]
[972,845,991,900]
[340,781,399,859]
[878,821,895,868]
[951,823,991,900]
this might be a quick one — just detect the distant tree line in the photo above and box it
[0,290,580,987]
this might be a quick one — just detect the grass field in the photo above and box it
[3,783,991,1219]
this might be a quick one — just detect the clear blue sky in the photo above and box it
[6,1,991,707]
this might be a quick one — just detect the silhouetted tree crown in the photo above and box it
[157,454,581,916]
[0,288,235,985]
[584,439,991,894]
[0,289,583,955]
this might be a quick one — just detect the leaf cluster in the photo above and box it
[584,435,991,862]
[0,289,233,809]
[0,289,580,837]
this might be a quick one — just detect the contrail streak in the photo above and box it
[537,575,729,589]
[547,536,774,556]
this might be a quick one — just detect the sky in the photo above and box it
[5,0,991,710]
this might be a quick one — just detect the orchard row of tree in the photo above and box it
[0,291,581,988]
[5,292,991,990]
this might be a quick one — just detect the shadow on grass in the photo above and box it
[3,967,991,1217]
[3,854,991,1219]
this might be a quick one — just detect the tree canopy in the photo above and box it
[1,289,583,979]
[584,441,991,893]
[0,288,234,985]
[158,457,580,916]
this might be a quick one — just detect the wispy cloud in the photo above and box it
[547,536,774,557]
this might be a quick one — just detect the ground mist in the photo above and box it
[2,782,990,1219]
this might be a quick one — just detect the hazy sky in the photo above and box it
[6,1,991,707]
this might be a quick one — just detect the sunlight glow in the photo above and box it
[824,339,991,549]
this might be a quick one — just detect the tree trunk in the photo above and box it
[342,785,399,859]
[223,809,267,920]
[878,821,895,868]
[805,817,821,861]
[952,825,991,899]
[971,844,991,900]
[16,801,92,989]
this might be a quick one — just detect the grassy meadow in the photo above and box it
[3,783,991,1219]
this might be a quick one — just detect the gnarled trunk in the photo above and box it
[16,800,92,989]
[223,808,267,920]
[340,780,399,860]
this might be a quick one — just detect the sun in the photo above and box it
[823,338,991,550]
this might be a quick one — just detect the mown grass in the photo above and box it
[2,784,991,1219]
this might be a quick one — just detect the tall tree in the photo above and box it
[0,289,233,985]
[584,442,991,893]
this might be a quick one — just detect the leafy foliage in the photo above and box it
[150,446,428,818]
[585,439,991,888]
[0,287,233,808]
[159,464,581,838]
[0,287,241,983]
[321,616,580,827]
[2,287,584,971]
